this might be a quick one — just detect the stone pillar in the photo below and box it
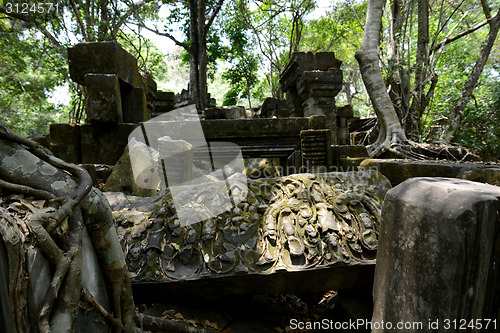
[372,178,500,333]
[279,52,343,143]
[85,73,123,123]
[336,104,354,145]
[297,70,343,144]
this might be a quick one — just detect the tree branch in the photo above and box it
[68,0,89,42]
[205,0,225,32]
[349,0,365,31]
[81,289,123,329]
[0,178,56,200]
[111,0,153,38]
[137,22,190,50]
[480,0,492,19]
[431,18,490,53]
[0,7,62,49]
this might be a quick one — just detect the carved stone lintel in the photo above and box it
[110,171,391,285]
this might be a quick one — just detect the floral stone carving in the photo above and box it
[108,170,391,282]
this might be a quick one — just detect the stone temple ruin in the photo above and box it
[2,41,500,331]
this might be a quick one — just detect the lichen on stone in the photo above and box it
[110,170,391,282]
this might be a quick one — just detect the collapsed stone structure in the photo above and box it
[279,52,354,145]
[49,46,358,175]
[50,41,176,165]
[68,41,176,123]
[11,41,500,331]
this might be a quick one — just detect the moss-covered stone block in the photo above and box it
[80,123,137,165]
[49,123,81,164]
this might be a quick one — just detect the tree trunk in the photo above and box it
[443,7,500,143]
[188,0,201,107]
[355,0,408,157]
[387,0,411,135]
[198,0,209,109]
[186,0,214,109]
[406,0,429,140]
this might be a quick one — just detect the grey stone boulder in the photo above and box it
[372,178,500,332]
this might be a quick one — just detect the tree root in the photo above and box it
[0,121,138,332]
[29,213,71,333]
[368,134,476,161]
[0,121,92,229]
[81,289,122,330]
[81,190,138,333]
[0,179,56,200]
[365,127,475,161]
[50,212,83,333]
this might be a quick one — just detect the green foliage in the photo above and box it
[454,80,500,161]
[160,0,227,76]
[220,1,259,106]
[206,31,227,80]
[117,32,168,81]
[0,20,67,136]
[237,0,317,98]
[421,15,500,160]
[221,56,259,106]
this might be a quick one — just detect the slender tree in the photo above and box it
[136,0,224,108]
[382,0,495,142]
[443,0,500,143]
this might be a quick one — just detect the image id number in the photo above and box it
[443,319,496,330]
[5,2,60,14]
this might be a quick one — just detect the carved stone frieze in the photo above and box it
[109,171,391,282]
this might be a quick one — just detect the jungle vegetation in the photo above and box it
[0,0,498,160]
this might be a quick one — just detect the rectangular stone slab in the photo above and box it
[359,159,500,186]
[109,171,391,301]
[68,41,143,88]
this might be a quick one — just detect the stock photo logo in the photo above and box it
[128,105,248,227]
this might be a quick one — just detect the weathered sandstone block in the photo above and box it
[372,178,500,332]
